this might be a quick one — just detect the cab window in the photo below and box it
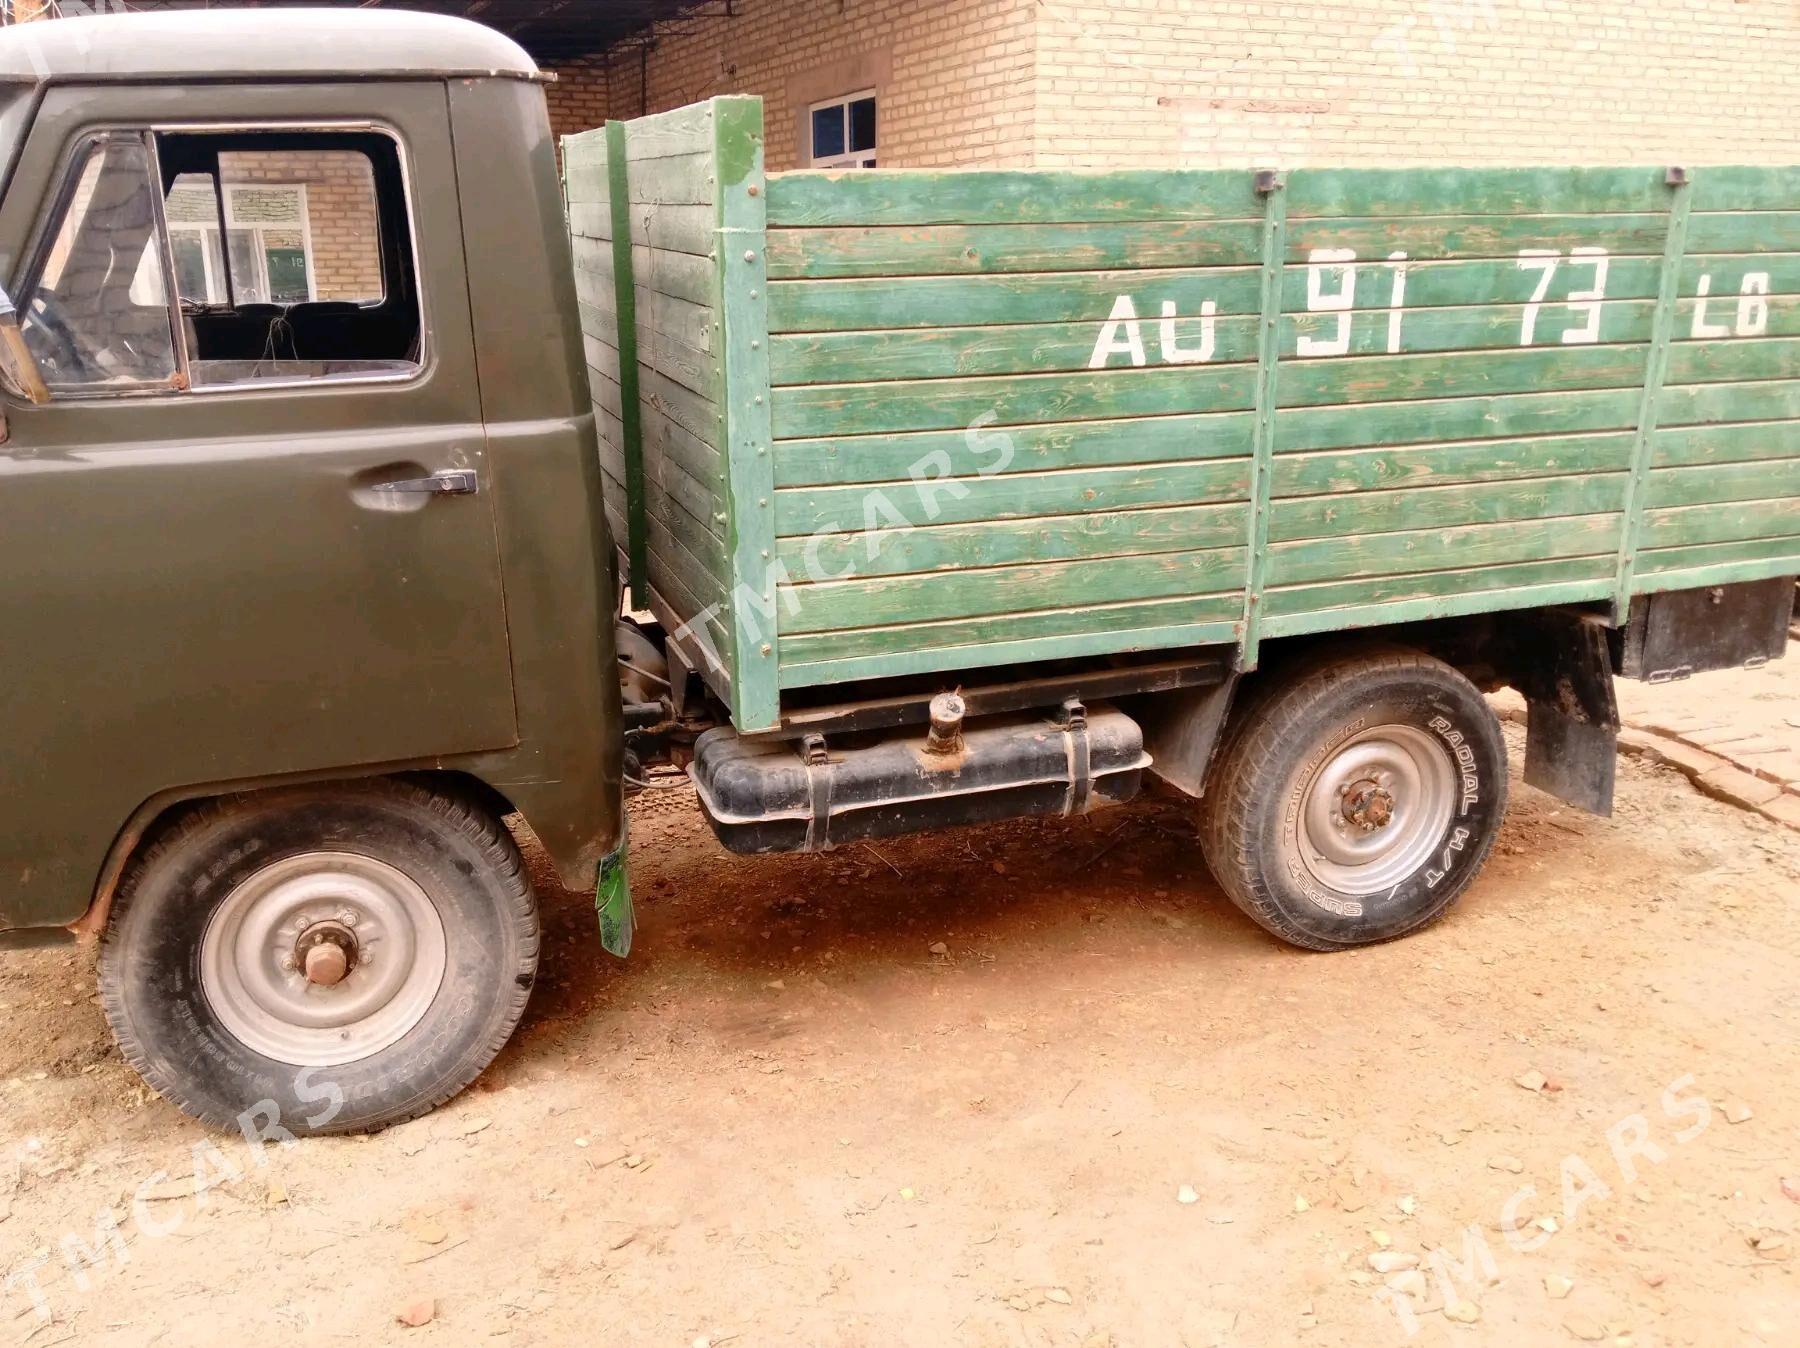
[19,126,422,397]
[21,133,176,390]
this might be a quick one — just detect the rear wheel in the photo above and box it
[1199,648,1507,950]
[99,779,538,1135]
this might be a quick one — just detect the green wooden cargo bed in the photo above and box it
[564,96,1800,734]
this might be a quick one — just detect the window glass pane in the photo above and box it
[170,233,210,299]
[219,150,380,303]
[264,244,310,304]
[21,134,176,390]
[161,174,226,303]
[811,104,846,159]
[156,132,419,387]
[849,97,877,153]
[226,227,267,304]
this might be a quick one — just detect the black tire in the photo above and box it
[98,778,538,1135]
[1199,647,1507,951]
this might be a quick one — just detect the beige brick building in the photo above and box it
[542,0,1800,170]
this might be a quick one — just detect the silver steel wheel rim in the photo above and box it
[199,851,446,1067]
[1295,723,1458,898]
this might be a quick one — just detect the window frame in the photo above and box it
[13,118,427,403]
[808,90,877,169]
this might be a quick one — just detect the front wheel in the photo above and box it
[99,779,539,1135]
[1199,648,1508,950]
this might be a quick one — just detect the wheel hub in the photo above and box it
[296,920,357,986]
[199,852,446,1067]
[1296,725,1458,897]
[1341,779,1395,833]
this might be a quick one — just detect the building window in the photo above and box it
[161,180,316,306]
[809,91,877,168]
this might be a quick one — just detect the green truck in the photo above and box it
[0,11,1793,1134]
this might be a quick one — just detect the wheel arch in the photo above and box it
[70,767,526,943]
[1138,604,1613,807]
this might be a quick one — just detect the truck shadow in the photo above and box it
[507,789,1268,1041]
[489,756,1634,1082]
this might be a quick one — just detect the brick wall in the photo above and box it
[551,0,1800,169]
[545,57,612,145]
[545,0,1037,171]
[222,150,383,300]
[1032,0,1800,168]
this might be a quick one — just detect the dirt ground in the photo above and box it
[3,721,1798,1348]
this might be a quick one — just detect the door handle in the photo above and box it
[372,468,479,497]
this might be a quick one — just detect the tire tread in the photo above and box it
[1199,646,1506,951]
[97,778,538,1135]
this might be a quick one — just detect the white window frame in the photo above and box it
[808,90,877,168]
[166,182,317,305]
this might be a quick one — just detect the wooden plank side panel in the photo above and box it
[775,460,1252,535]
[766,219,1264,278]
[1264,166,1657,642]
[609,100,737,703]
[1276,388,1643,454]
[619,102,717,162]
[1285,212,1668,260]
[1640,499,1800,548]
[768,301,1684,387]
[1641,536,1800,579]
[779,546,1247,634]
[1274,431,1638,497]
[1266,555,1616,618]
[1286,167,1668,218]
[565,202,611,241]
[751,157,1800,710]
[770,266,1262,332]
[561,130,610,206]
[772,314,1260,385]
[1654,418,1800,468]
[777,614,1243,690]
[1267,513,1624,587]
[1275,343,1648,410]
[767,167,1265,227]
[1270,473,1628,544]
[711,95,782,730]
[775,501,1248,579]
[1690,167,1800,212]
[777,593,1242,681]
[772,363,1256,439]
[1644,458,1800,509]
[1261,575,1616,641]
[631,243,715,308]
[774,411,1255,488]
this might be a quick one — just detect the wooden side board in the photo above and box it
[566,104,753,722]
[759,154,1799,694]
[577,99,1799,724]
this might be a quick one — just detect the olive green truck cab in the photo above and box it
[0,11,1793,1134]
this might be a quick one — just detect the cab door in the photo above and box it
[0,81,517,929]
